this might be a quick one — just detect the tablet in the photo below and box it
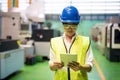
[60,54,77,66]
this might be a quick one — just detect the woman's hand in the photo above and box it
[68,61,92,72]
[50,61,64,71]
[68,61,81,71]
[53,62,64,69]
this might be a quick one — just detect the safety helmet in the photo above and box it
[60,6,80,23]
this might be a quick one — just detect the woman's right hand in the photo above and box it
[50,61,64,71]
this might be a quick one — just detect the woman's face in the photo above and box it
[63,23,78,37]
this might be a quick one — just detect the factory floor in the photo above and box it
[3,46,120,80]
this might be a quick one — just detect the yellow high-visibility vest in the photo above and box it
[50,35,90,80]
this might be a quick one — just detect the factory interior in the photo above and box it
[0,0,120,80]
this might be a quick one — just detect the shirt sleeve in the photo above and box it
[85,46,94,67]
[49,47,55,65]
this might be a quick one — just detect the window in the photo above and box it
[0,0,120,14]
[44,0,120,14]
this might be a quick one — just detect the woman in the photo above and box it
[49,5,94,80]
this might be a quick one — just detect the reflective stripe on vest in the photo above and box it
[50,35,90,80]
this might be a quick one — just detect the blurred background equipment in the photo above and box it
[0,11,21,39]
[33,29,60,58]
[0,39,24,79]
[25,0,45,23]
[105,23,120,61]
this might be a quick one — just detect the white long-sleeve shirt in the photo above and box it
[49,34,94,67]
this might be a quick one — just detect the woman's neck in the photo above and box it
[65,34,75,42]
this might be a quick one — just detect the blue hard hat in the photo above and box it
[60,6,80,23]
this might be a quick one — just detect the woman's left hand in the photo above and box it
[68,61,81,71]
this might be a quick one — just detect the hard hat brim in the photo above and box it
[60,16,80,23]
[60,18,80,23]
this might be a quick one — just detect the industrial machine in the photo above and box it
[19,23,31,38]
[91,23,120,61]
[90,23,108,54]
[0,39,19,52]
[0,12,21,39]
[0,39,24,79]
[105,23,120,61]
[0,49,24,79]
[33,29,60,58]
